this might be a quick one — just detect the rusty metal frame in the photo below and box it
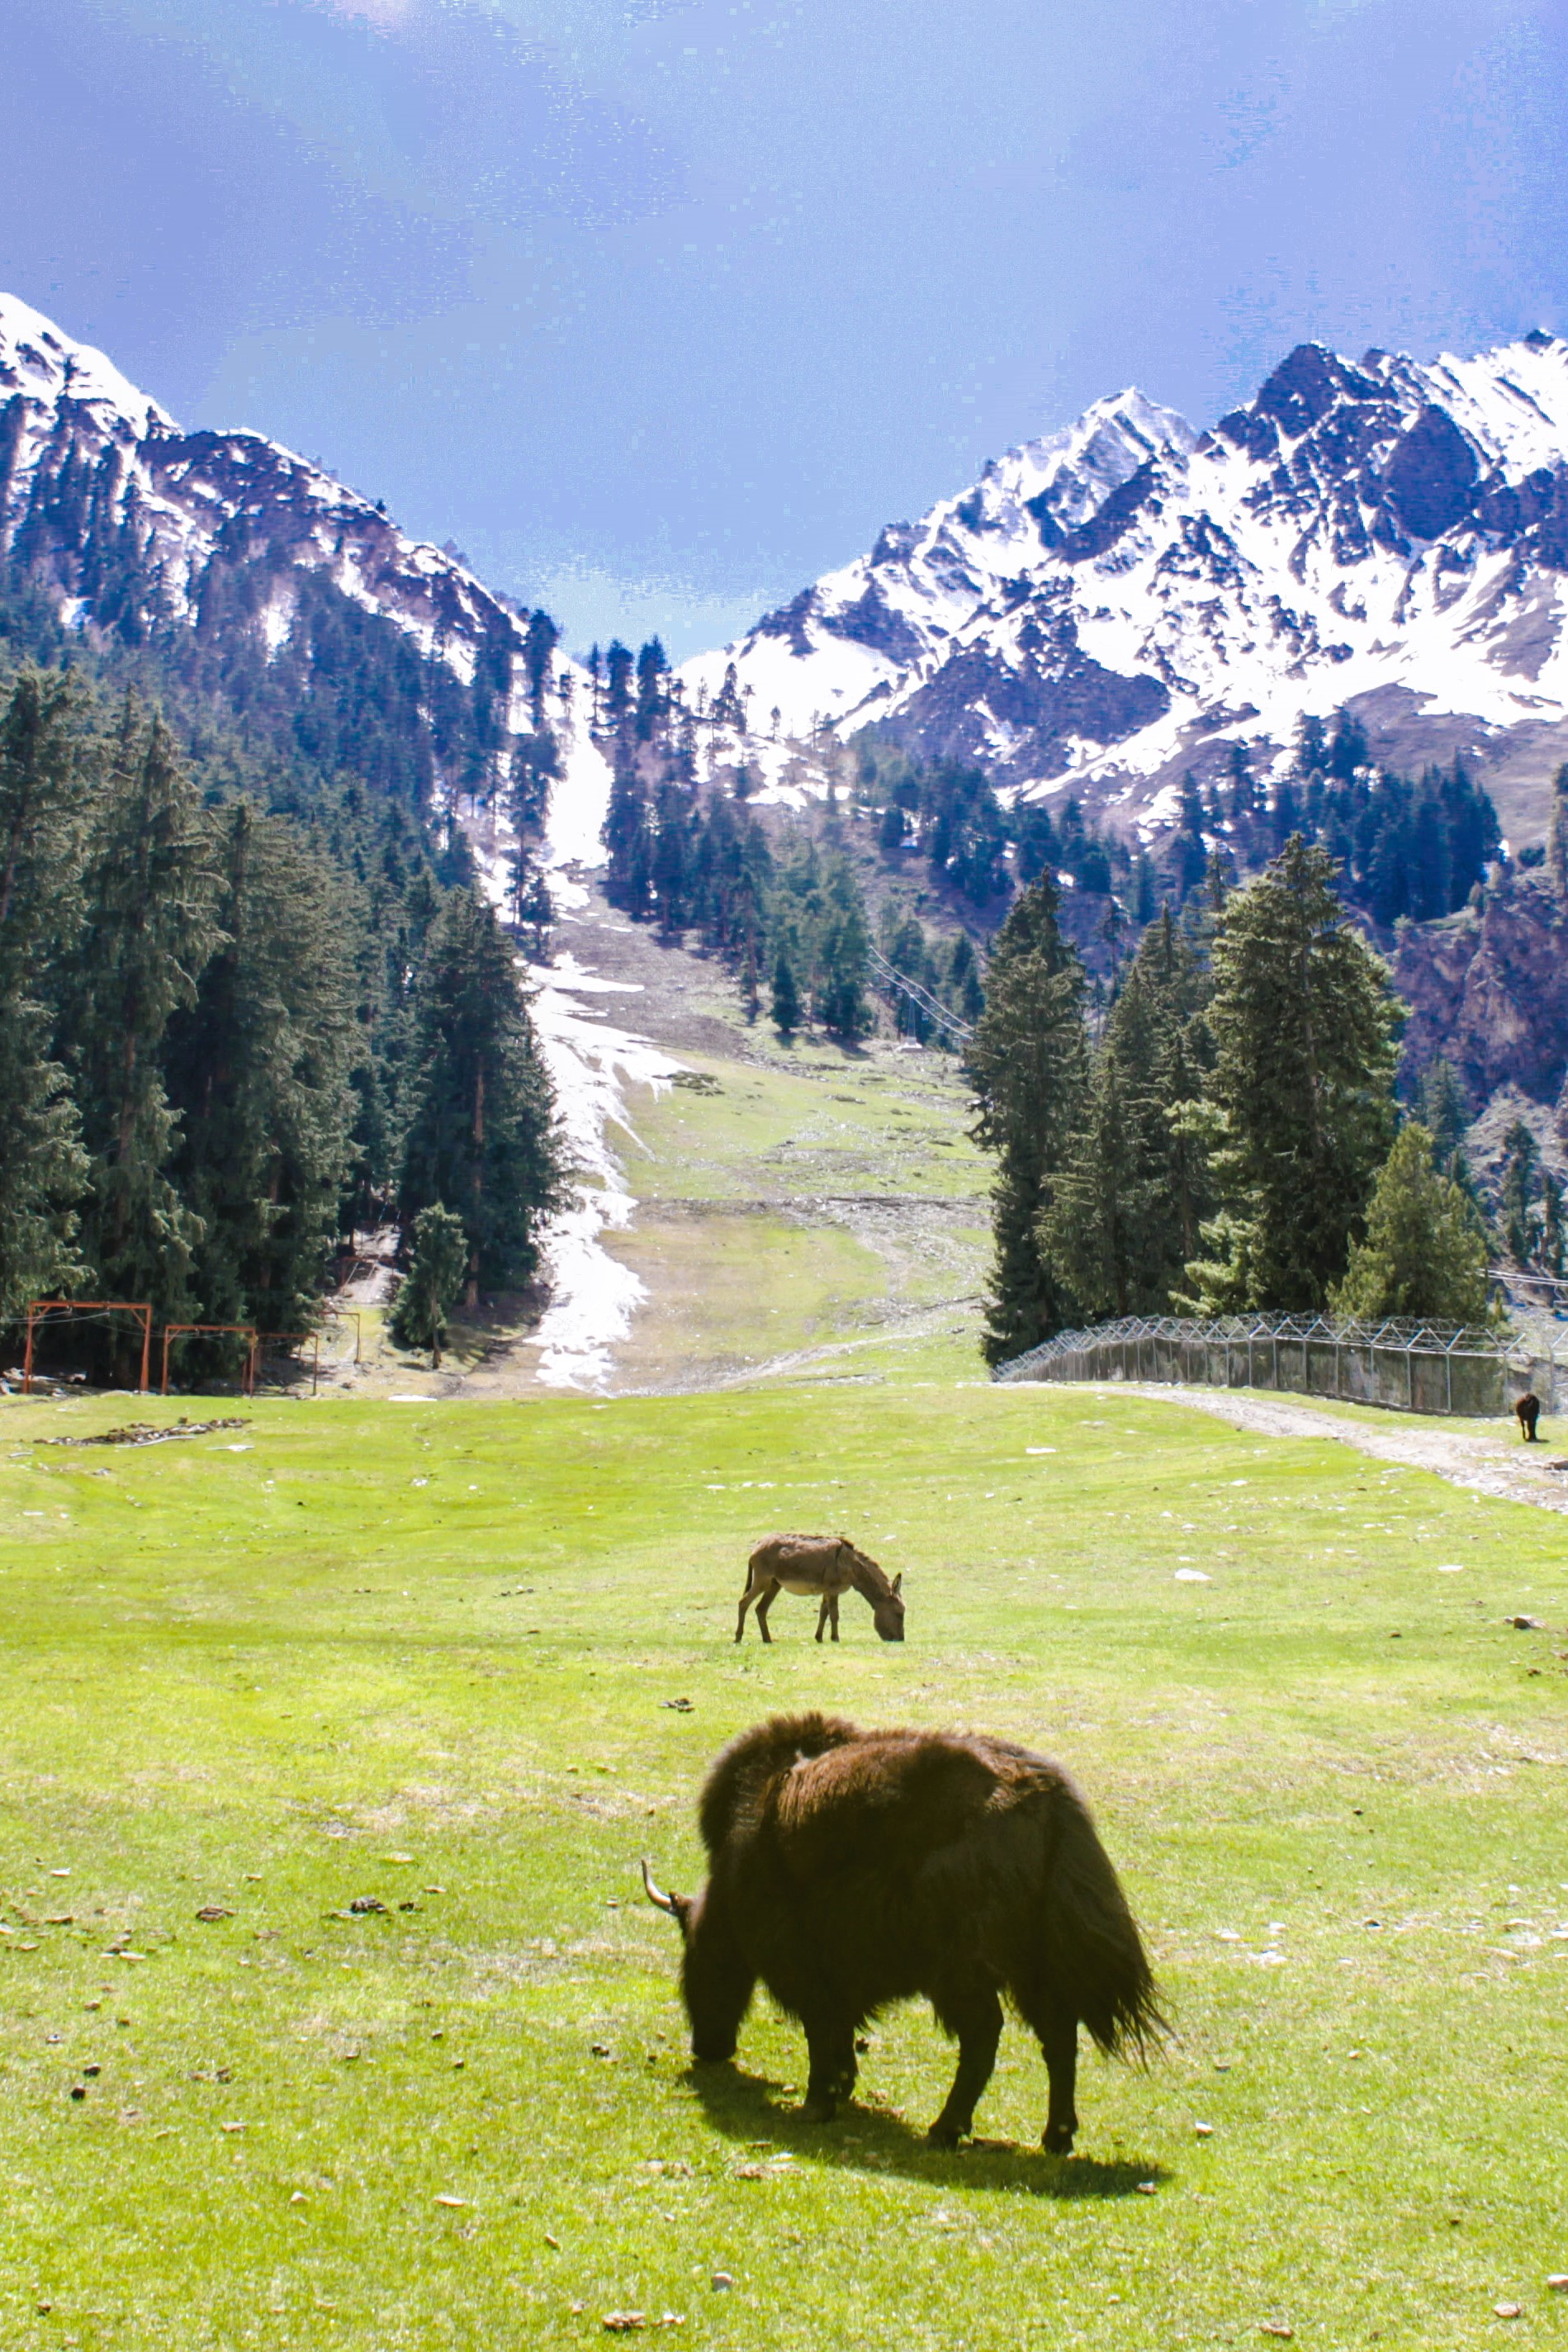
[22,1301,152,1395]
[160,1324,258,1398]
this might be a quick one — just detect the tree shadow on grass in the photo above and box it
[688,2060,1167,2199]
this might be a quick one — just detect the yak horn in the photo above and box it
[641,1856,678,1913]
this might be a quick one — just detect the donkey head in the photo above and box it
[860,1558,904,1643]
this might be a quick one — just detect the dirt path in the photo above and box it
[1123,1383,1568,1515]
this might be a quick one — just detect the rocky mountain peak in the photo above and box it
[0,293,566,765]
[684,332,1568,854]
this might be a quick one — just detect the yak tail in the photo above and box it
[1039,1793,1168,2062]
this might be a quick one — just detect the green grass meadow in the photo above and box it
[2,1378,1567,2350]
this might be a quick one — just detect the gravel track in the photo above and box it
[1115,1382,1568,1514]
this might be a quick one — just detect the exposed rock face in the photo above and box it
[1395,875,1568,1110]
[684,331,1568,851]
[0,292,554,765]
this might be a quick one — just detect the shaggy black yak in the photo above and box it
[1516,1391,1542,1441]
[735,1535,904,1643]
[642,1712,1163,2153]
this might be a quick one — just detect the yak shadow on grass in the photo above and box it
[688,2060,1166,2200]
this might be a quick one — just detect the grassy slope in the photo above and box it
[2,1381,1566,2350]
[600,1038,992,1389]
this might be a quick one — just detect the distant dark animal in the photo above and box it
[642,1712,1162,2153]
[735,1534,904,1643]
[1516,1392,1542,1442]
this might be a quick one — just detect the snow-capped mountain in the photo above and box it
[685,337,1568,846]
[0,292,576,780]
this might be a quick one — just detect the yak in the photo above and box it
[1516,1391,1542,1442]
[642,1712,1163,2154]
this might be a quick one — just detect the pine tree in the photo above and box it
[1328,1122,1493,1323]
[1041,914,1212,1316]
[163,801,357,1335]
[1181,837,1401,1312]
[770,949,801,1036]
[0,668,92,1319]
[389,1202,468,1368]
[965,875,1087,1363]
[1499,1119,1541,1267]
[1414,1057,1470,1169]
[1542,1171,1566,1280]
[398,889,559,1301]
[57,701,220,1355]
[523,610,560,726]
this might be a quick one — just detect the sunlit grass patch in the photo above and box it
[1,1382,1566,2347]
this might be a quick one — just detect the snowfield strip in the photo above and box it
[463,726,685,1389]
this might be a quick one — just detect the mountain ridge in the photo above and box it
[0,289,573,800]
[682,330,1568,849]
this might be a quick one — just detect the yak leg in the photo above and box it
[735,1580,759,1643]
[754,1581,780,1643]
[926,1986,1002,2148]
[814,1591,831,1643]
[800,2013,858,2122]
[1038,2011,1080,2155]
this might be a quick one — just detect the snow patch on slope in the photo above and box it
[461,723,680,1390]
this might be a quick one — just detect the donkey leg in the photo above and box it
[829,1592,841,1643]
[800,2013,858,2121]
[755,1581,779,1644]
[735,1582,757,1643]
[927,1986,1002,2148]
[1037,2010,1080,2155]
[815,1592,831,1643]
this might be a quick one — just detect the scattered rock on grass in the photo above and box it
[195,1906,234,1923]
[1495,2302,1522,2319]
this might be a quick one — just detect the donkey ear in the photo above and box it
[891,1572,902,1595]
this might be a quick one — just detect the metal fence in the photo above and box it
[992,1309,1568,1417]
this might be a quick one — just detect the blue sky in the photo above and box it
[5,0,1568,655]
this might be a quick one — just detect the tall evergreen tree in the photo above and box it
[390,1202,468,1368]
[770,948,801,1036]
[398,889,558,1301]
[0,668,92,1317]
[1328,1122,1493,1323]
[1042,917,1213,1318]
[1498,1118,1541,1267]
[1181,837,1401,1311]
[965,875,1087,1363]
[163,801,358,1334]
[57,701,220,1349]
[1414,1056,1470,1169]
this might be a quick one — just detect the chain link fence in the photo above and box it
[992,1309,1568,1417]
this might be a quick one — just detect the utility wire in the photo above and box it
[866,943,974,1043]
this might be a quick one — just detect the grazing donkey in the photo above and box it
[735,1534,904,1643]
[642,1711,1163,2150]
